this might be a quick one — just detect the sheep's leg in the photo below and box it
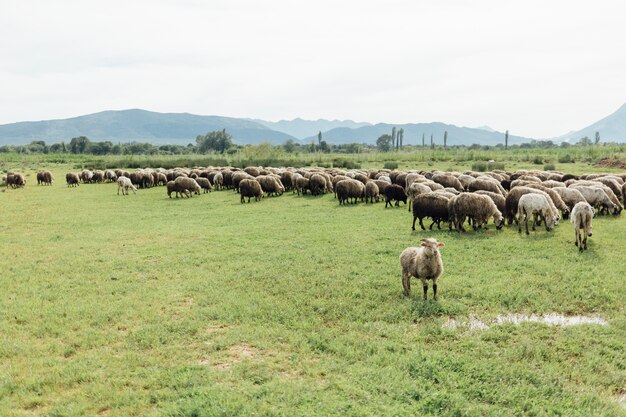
[574,227,579,247]
[411,215,418,231]
[583,230,587,250]
[408,200,412,212]
[421,279,428,300]
[429,220,435,230]
[420,218,426,231]
[402,271,411,296]
[433,282,438,301]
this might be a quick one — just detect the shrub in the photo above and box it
[558,154,574,163]
[488,161,505,171]
[532,156,544,165]
[383,161,399,170]
[471,161,488,172]
[544,163,556,171]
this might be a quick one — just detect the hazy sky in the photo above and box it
[1,0,625,138]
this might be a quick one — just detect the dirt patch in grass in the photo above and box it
[443,313,608,331]
[596,157,626,169]
[200,343,260,369]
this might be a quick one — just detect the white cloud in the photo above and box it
[1,0,625,137]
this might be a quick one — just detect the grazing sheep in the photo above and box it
[431,173,464,192]
[622,183,626,208]
[336,179,365,205]
[92,170,105,183]
[449,193,504,232]
[467,178,506,196]
[7,173,26,188]
[309,174,327,195]
[571,201,594,252]
[174,177,202,197]
[232,171,254,192]
[552,187,586,211]
[239,179,263,203]
[517,193,557,234]
[365,181,380,203]
[117,176,137,195]
[257,175,285,197]
[104,169,117,182]
[569,185,619,215]
[295,176,310,195]
[504,186,560,225]
[524,183,570,219]
[195,177,213,193]
[80,169,94,184]
[36,171,53,185]
[411,192,452,231]
[212,172,224,190]
[406,182,432,212]
[66,172,80,187]
[372,179,391,195]
[384,184,408,208]
[400,237,445,300]
[474,190,506,214]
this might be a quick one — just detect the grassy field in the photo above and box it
[1,163,625,416]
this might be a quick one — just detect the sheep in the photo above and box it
[295,176,310,195]
[569,185,619,215]
[92,170,105,183]
[257,175,285,197]
[467,178,506,196]
[66,172,80,187]
[431,173,464,192]
[623,182,626,208]
[400,237,445,300]
[104,170,117,182]
[474,190,506,214]
[517,193,557,234]
[504,186,560,225]
[372,179,391,195]
[384,184,408,208]
[212,172,224,190]
[365,181,380,203]
[411,192,451,231]
[336,179,365,205]
[244,166,261,177]
[195,177,213,193]
[239,179,263,203]
[232,171,254,192]
[80,169,94,184]
[405,182,432,212]
[309,174,327,195]
[449,193,504,232]
[571,201,594,252]
[117,176,137,195]
[523,183,571,219]
[166,180,180,198]
[7,173,26,188]
[174,177,202,197]
[552,187,587,211]
[36,171,53,185]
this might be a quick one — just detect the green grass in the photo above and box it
[0,164,625,416]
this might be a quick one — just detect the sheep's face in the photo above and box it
[562,210,570,220]
[494,214,504,230]
[420,238,444,255]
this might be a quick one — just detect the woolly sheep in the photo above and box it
[571,201,594,252]
[365,181,380,203]
[36,171,53,185]
[174,177,202,197]
[474,190,506,214]
[552,187,586,211]
[411,192,451,231]
[239,178,263,203]
[431,173,464,192]
[569,185,619,215]
[517,193,557,234]
[195,177,213,193]
[384,184,408,208]
[66,172,80,187]
[7,173,26,188]
[449,193,504,232]
[336,179,365,205]
[117,176,137,195]
[400,237,445,300]
[467,178,505,196]
[405,182,432,212]
[257,175,285,197]
[309,174,327,196]
[212,172,224,190]
[504,186,560,225]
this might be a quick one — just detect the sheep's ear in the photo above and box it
[437,243,445,247]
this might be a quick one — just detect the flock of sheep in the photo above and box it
[5,165,624,299]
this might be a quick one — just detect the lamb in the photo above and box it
[174,177,202,197]
[239,178,263,203]
[117,176,137,195]
[66,172,80,187]
[449,193,504,232]
[411,193,451,231]
[364,181,380,203]
[571,201,594,252]
[195,177,213,193]
[400,238,445,300]
[36,171,53,185]
[384,184,408,208]
[517,193,557,234]
[336,179,365,205]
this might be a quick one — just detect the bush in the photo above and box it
[544,163,556,171]
[332,158,361,169]
[558,154,574,163]
[532,156,544,165]
[488,161,505,171]
[383,161,399,170]
[471,161,488,172]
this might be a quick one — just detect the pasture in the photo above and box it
[1,164,625,417]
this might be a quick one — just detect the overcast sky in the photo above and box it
[1,0,625,138]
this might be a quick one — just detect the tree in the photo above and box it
[196,129,233,154]
[69,136,90,154]
[430,134,434,149]
[391,127,397,150]
[505,130,509,149]
[398,128,404,150]
[443,131,448,150]
[317,131,322,146]
[578,136,592,146]
[376,134,392,152]
[283,139,297,153]
[422,133,425,148]
[319,140,330,153]
[595,131,600,145]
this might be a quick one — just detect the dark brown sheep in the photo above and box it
[195,177,213,193]
[37,171,53,185]
[336,179,365,205]
[239,179,263,203]
[384,184,407,208]
[66,172,80,187]
[411,193,452,231]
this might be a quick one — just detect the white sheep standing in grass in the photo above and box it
[517,193,557,234]
[400,238,445,300]
[571,201,594,252]
[117,176,137,195]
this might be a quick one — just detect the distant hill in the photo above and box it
[557,103,626,143]
[249,118,371,139]
[303,122,531,147]
[0,109,297,145]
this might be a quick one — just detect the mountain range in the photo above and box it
[0,104,624,147]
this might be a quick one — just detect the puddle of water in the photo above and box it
[443,314,608,331]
